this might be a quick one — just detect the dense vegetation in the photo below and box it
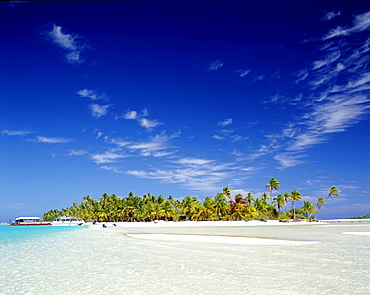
[43,179,339,222]
[348,213,370,219]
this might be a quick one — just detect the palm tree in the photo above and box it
[302,201,316,219]
[266,178,280,203]
[315,187,339,220]
[272,194,286,211]
[261,192,270,201]
[223,186,232,200]
[288,190,302,220]
[254,198,269,215]
[315,197,326,220]
[230,194,247,220]
[181,196,200,221]
[245,192,255,206]
[326,186,339,202]
[214,193,229,220]
[202,196,216,221]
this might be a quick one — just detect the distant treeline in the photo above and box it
[348,213,370,219]
[43,180,339,222]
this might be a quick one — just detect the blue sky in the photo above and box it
[1,0,370,221]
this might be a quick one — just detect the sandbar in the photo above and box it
[342,232,370,235]
[126,233,321,245]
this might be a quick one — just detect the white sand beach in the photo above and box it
[88,220,323,245]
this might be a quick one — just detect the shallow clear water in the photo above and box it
[1,223,369,294]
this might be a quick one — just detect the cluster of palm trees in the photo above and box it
[42,179,339,222]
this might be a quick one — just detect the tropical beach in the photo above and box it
[2,1,370,294]
[1,221,370,294]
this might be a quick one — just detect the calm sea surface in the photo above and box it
[1,223,369,295]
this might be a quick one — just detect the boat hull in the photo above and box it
[10,222,52,226]
[51,216,85,226]
[51,222,84,226]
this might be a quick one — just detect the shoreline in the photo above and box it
[86,219,321,228]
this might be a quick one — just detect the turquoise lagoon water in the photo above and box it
[1,222,370,294]
[0,225,82,246]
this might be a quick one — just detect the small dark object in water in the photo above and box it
[102,224,107,228]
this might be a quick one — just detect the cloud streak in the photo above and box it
[47,24,88,64]
[323,11,370,39]
[208,59,224,71]
[273,10,370,168]
[90,150,126,164]
[2,129,31,136]
[77,89,108,101]
[120,109,162,130]
[126,158,238,192]
[36,136,73,144]
[218,118,233,126]
[89,104,112,118]
[127,132,179,157]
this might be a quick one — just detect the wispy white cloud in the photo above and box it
[126,160,237,192]
[65,51,82,64]
[274,93,370,168]
[110,138,130,148]
[90,150,126,164]
[253,75,265,82]
[351,10,370,33]
[89,104,112,118]
[295,68,309,83]
[48,25,77,50]
[77,89,107,101]
[172,158,215,165]
[217,118,232,126]
[118,109,162,130]
[95,131,103,139]
[212,135,225,140]
[272,10,370,169]
[7,1,28,8]
[321,10,341,21]
[127,132,179,157]
[47,24,88,64]
[123,110,138,120]
[208,59,224,71]
[312,51,341,70]
[231,135,247,143]
[2,129,31,136]
[235,69,251,77]
[101,166,124,174]
[274,153,307,169]
[248,144,272,160]
[69,149,88,156]
[264,93,285,104]
[323,10,370,39]
[36,136,73,144]
[139,118,163,130]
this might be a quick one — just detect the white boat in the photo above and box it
[10,217,52,226]
[52,216,85,226]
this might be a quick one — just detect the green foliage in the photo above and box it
[257,214,269,221]
[348,213,370,219]
[42,182,341,222]
[277,211,290,220]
